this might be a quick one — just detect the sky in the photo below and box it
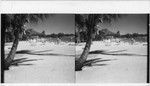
[98,14,147,35]
[26,14,148,35]
[26,14,75,34]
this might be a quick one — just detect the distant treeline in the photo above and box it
[118,33,147,38]
[5,28,74,42]
[45,33,74,38]
[75,28,147,43]
[5,28,147,43]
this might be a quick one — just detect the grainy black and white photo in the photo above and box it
[1,14,149,83]
[1,14,75,83]
[75,14,148,83]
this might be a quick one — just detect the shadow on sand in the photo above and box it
[16,49,53,54]
[11,57,43,67]
[76,49,146,69]
[83,58,117,67]
[89,50,146,57]
[16,50,75,57]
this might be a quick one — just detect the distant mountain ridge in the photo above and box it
[25,28,41,36]
[99,28,115,36]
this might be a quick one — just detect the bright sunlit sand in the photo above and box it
[76,41,147,83]
[5,41,75,83]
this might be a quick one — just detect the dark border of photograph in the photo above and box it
[1,14,5,83]
[147,14,150,83]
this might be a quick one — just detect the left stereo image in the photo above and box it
[1,14,75,83]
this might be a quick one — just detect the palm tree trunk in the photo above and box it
[77,31,81,43]
[4,30,19,70]
[75,14,95,71]
[75,27,94,71]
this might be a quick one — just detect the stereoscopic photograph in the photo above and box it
[1,14,149,83]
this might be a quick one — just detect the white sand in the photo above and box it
[76,41,147,83]
[4,40,147,83]
[5,41,75,83]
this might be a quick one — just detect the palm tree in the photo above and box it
[75,14,120,71]
[2,14,48,70]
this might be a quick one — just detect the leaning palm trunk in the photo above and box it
[4,30,19,70]
[75,15,95,71]
[77,31,81,44]
[75,30,93,71]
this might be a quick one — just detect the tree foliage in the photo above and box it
[2,14,49,70]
